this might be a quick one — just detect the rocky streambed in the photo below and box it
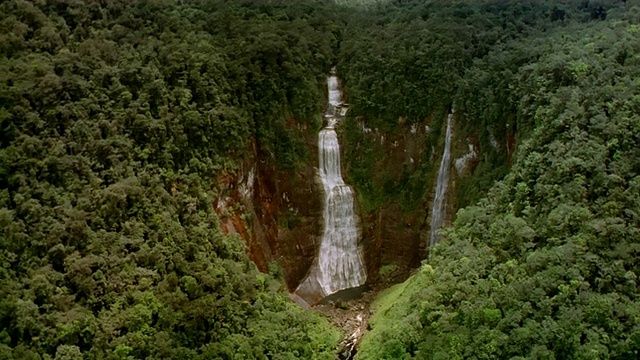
[314,293,373,359]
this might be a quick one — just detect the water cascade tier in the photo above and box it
[328,75,342,108]
[295,74,367,304]
[429,112,453,248]
[317,119,367,295]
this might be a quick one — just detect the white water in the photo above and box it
[315,76,366,295]
[328,76,342,107]
[429,113,453,247]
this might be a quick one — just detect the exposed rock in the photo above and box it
[214,129,324,291]
[454,142,477,176]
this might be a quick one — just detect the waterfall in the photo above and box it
[328,76,342,107]
[316,121,366,295]
[295,75,366,301]
[429,113,453,247]
[316,76,366,295]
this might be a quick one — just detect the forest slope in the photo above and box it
[354,1,640,358]
[2,0,639,358]
[0,0,342,358]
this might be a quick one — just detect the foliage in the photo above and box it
[338,0,632,217]
[3,0,639,358]
[0,0,341,358]
[378,264,399,279]
[357,2,640,359]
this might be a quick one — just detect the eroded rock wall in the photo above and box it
[214,111,504,292]
[342,120,431,282]
[214,124,324,291]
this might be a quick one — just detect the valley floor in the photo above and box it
[312,268,414,359]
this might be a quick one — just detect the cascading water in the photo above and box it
[316,119,366,295]
[317,75,366,295]
[429,113,453,247]
[328,76,342,108]
[295,74,366,300]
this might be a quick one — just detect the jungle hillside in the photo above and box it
[1,0,640,359]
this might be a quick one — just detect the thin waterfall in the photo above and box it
[429,113,453,247]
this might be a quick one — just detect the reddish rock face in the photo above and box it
[214,116,470,293]
[214,126,324,292]
[360,204,423,283]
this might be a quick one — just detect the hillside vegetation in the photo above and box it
[0,0,342,358]
[1,0,639,359]
[350,1,640,358]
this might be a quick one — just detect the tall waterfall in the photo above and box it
[316,76,366,295]
[316,122,367,295]
[429,113,453,247]
[295,75,366,301]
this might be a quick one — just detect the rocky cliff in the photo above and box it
[214,106,507,296]
[213,120,325,291]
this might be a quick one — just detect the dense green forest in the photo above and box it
[2,0,640,359]
[351,0,640,359]
[338,0,636,213]
[0,0,342,358]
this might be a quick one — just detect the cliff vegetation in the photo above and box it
[2,0,639,359]
[350,1,640,358]
[0,0,342,358]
